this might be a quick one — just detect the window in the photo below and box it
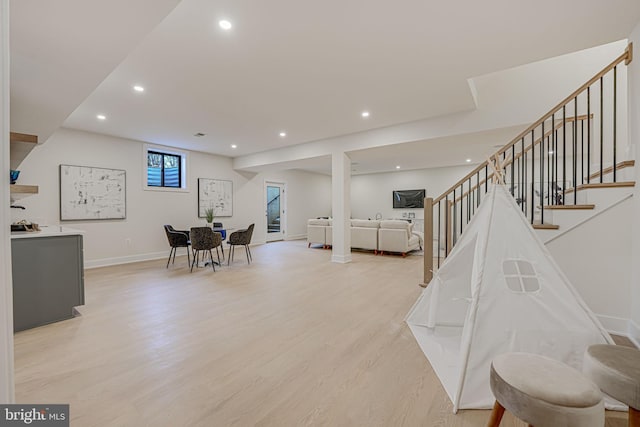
[502,259,540,293]
[143,144,188,192]
[147,151,181,188]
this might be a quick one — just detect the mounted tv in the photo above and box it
[393,189,425,209]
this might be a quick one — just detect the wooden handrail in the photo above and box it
[433,43,631,205]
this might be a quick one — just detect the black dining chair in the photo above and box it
[164,225,191,268]
[190,227,222,272]
[227,223,255,265]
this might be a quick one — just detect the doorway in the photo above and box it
[265,181,285,242]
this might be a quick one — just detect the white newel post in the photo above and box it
[331,152,352,263]
[0,0,16,403]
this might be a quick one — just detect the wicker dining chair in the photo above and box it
[163,225,191,268]
[227,223,255,265]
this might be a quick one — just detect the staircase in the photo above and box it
[423,43,635,283]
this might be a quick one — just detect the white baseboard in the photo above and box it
[629,319,640,348]
[331,254,352,263]
[597,314,630,336]
[85,251,168,269]
[285,234,306,241]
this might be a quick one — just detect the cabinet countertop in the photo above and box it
[11,226,85,239]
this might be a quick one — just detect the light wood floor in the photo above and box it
[14,240,629,426]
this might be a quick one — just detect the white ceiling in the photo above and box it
[10,0,640,172]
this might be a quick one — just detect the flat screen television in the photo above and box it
[393,189,425,209]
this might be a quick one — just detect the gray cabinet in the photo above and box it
[11,234,84,332]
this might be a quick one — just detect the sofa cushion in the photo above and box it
[308,218,329,226]
[380,220,412,239]
[351,219,380,228]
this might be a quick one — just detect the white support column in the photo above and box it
[331,152,352,263]
[0,0,16,403]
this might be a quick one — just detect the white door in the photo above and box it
[265,182,285,242]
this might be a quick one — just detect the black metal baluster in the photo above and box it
[547,135,551,206]
[437,201,441,268]
[467,178,471,224]
[540,121,545,223]
[522,137,526,214]
[551,113,556,206]
[613,65,617,182]
[531,130,535,224]
[511,145,515,196]
[600,76,604,183]
[553,129,564,205]
[573,97,578,204]
[459,184,463,235]
[477,171,481,208]
[587,86,591,183]
[581,119,584,185]
[445,195,449,255]
[563,106,567,204]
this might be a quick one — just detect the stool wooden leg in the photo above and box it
[487,401,505,427]
[630,407,640,427]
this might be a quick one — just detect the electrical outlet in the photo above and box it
[125,238,132,246]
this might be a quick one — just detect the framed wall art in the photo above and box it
[60,164,126,220]
[198,178,233,217]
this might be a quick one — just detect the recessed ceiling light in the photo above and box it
[96,114,106,120]
[219,20,232,30]
[133,85,145,92]
[396,165,401,169]
[361,111,370,118]
[231,144,237,149]
[466,158,471,163]
[279,132,287,137]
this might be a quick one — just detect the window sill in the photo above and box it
[143,185,189,193]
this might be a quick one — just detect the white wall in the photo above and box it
[14,128,331,267]
[629,21,640,344]
[546,197,632,333]
[350,164,476,221]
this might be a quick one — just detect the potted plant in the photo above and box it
[204,207,215,226]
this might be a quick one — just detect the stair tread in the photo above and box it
[532,223,560,230]
[587,160,635,180]
[543,204,595,210]
[565,181,635,194]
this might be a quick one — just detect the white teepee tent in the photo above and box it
[406,183,614,412]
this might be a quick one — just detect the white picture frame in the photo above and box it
[198,178,233,217]
[59,164,126,220]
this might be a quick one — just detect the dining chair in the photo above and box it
[163,225,190,268]
[227,223,255,265]
[189,227,222,272]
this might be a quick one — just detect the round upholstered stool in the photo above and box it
[488,352,604,427]
[583,344,640,427]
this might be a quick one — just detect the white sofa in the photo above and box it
[350,219,380,253]
[307,218,422,256]
[307,218,331,248]
[378,220,421,256]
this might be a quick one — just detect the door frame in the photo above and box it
[264,181,286,242]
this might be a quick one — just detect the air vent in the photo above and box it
[194,132,206,137]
